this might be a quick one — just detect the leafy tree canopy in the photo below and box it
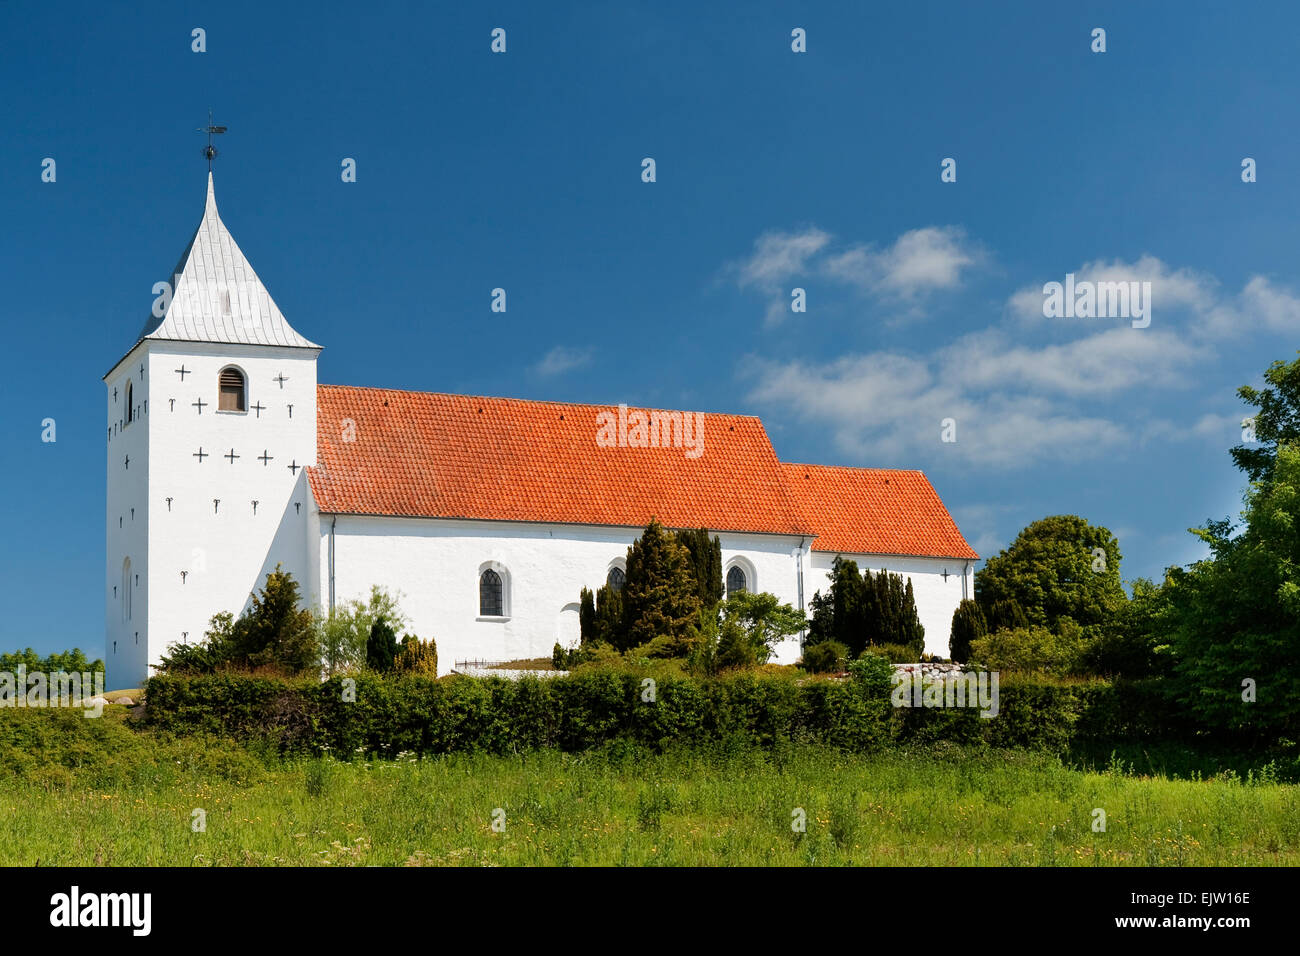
[975,515,1125,631]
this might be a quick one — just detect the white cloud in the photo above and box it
[534,345,593,377]
[739,249,1300,470]
[948,326,1207,398]
[823,226,980,298]
[1006,254,1300,345]
[725,224,981,325]
[729,227,831,294]
[742,353,1127,469]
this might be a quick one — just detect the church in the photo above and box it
[104,174,978,689]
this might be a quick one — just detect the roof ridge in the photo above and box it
[317,382,768,420]
[782,461,924,475]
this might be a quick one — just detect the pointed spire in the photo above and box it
[137,174,319,349]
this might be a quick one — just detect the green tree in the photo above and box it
[949,599,987,663]
[826,556,867,652]
[715,617,756,670]
[578,587,597,644]
[620,518,701,652]
[160,567,319,675]
[1167,444,1300,737]
[719,591,806,665]
[593,584,625,647]
[317,585,409,674]
[1077,576,1174,677]
[986,598,1029,633]
[366,616,399,672]
[976,515,1126,631]
[239,566,319,674]
[677,528,724,609]
[394,634,438,675]
[806,557,924,657]
[1231,352,1300,486]
[0,647,103,675]
[805,588,834,645]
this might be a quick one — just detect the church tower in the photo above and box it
[104,174,322,689]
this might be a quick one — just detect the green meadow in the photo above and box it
[0,708,1297,866]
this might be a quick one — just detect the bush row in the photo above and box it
[142,670,1193,758]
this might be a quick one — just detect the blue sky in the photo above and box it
[4,1,1299,658]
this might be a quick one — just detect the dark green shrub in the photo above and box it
[366,616,399,672]
[871,642,924,663]
[847,650,894,692]
[800,641,849,673]
[949,599,986,664]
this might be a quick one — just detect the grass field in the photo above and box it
[1,709,1298,865]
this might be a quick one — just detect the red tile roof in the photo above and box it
[308,385,813,536]
[780,463,978,559]
[307,386,976,560]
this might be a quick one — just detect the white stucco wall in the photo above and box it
[106,339,320,688]
[105,346,152,690]
[804,551,975,658]
[316,514,813,674]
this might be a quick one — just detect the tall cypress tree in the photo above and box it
[594,584,625,647]
[578,587,597,645]
[949,599,987,663]
[829,556,866,655]
[678,528,723,609]
[621,518,701,652]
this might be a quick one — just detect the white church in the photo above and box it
[104,174,978,689]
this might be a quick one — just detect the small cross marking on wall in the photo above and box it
[181,570,188,583]
[274,373,289,389]
[166,497,173,512]
[225,448,240,464]
[193,447,208,462]
[258,450,273,466]
[213,499,220,514]
[251,401,266,418]
[176,365,190,380]
[941,569,950,582]
[169,398,176,412]
[193,397,208,414]
[124,455,129,469]
[251,500,259,514]
[287,460,301,475]
[287,404,294,419]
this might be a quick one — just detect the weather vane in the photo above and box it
[196,109,227,171]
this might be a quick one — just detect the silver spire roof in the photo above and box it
[136,173,319,349]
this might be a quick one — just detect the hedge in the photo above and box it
[142,671,1191,758]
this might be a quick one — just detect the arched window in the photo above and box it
[726,565,747,597]
[606,566,625,592]
[479,568,503,617]
[125,381,134,425]
[218,366,246,412]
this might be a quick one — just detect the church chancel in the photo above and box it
[104,172,978,689]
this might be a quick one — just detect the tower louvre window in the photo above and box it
[218,367,247,412]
